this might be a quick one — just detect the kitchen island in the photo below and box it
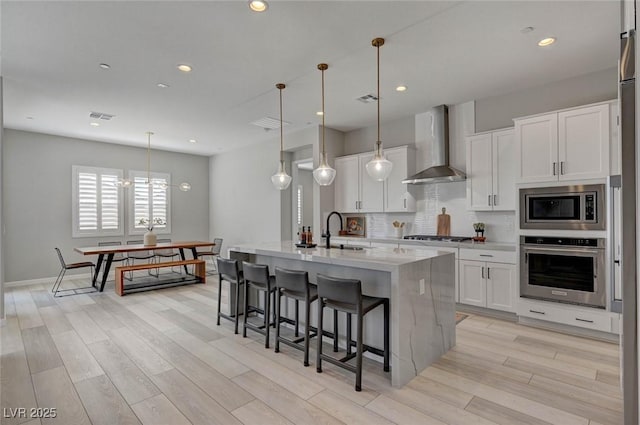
[229,241,455,387]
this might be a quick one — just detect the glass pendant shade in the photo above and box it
[313,152,336,186]
[365,150,393,181]
[116,178,133,188]
[272,161,292,190]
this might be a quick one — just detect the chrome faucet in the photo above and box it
[325,211,344,249]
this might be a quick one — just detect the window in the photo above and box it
[128,170,171,235]
[297,185,303,225]
[72,166,124,237]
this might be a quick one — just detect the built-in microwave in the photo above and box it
[519,184,605,230]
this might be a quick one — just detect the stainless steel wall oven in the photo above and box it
[520,236,605,308]
[519,184,605,230]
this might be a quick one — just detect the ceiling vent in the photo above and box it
[356,94,378,103]
[89,111,115,120]
[250,116,291,130]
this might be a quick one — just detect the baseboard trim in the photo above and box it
[5,271,115,288]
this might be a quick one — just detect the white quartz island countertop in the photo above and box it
[230,241,456,388]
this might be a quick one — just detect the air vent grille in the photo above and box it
[89,112,115,120]
[356,94,378,103]
[250,116,291,130]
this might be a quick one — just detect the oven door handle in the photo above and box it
[521,246,600,255]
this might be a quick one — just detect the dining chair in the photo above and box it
[126,240,156,279]
[196,238,223,274]
[154,238,181,275]
[97,241,129,280]
[52,248,97,297]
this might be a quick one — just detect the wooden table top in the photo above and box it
[75,240,215,255]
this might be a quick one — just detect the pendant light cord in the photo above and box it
[146,131,153,184]
[321,66,326,154]
[377,40,380,154]
[279,87,283,163]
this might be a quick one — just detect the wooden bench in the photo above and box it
[115,259,206,296]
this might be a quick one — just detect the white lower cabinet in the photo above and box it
[459,249,516,313]
[517,299,619,333]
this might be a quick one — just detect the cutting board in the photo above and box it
[437,207,451,236]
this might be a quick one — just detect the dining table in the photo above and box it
[74,240,215,292]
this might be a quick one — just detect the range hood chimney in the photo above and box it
[402,105,466,184]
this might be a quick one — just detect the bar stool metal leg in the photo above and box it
[316,299,324,373]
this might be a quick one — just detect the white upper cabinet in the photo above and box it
[334,156,360,213]
[466,128,515,211]
[334,146,414,214]
[357,152,384,212]
[384,146,416,213]
[515,102,610,183]
[558,104,610,181]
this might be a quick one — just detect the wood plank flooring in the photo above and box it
[0,278,623,425]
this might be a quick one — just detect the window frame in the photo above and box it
[72,165,124,238]
[127,170,172,236]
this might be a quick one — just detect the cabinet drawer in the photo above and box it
[459,249,515,263]
[518,299,613,333]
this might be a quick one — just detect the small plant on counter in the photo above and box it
[473,222,486,241]
[392,221,405,228]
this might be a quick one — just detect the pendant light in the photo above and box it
[313,63,336,186]
[365,37,393,181]
[116,132,191,191]
[271,83,292,190]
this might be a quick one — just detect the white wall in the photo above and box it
[475,67,617,132]
[298,169,314,228]
[3,129,210,282]
[0,78,4,316]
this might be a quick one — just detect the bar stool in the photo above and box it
[274,267,322,366]
[216,257,244,334]
[316,274,390,392]
[242,261,277,348]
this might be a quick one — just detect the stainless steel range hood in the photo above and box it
[402,105,466,184]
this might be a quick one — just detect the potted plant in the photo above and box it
[473,222,486,242]
[140,217,165,246]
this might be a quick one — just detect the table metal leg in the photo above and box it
[179,248,189,274]
[99,253,114,292]
[93,254,104,287]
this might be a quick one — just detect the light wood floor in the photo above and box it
[1,276,622,425]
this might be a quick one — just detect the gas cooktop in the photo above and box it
[403,235,472,242]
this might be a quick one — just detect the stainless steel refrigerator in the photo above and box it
[620,0,637,421]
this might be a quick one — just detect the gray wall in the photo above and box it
[209,138,283,250]
[3,129,210,282]
[475,67,617,132]
[0,78,4,316]
[343,115,415,155]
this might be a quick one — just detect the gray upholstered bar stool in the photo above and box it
[216,257,244,334]
[273,267,321,366]
[241,261,277,348]
[316,274,390,392]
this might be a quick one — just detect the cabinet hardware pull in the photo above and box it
[529,309,546,315]
[561,161,565,175]
[553,162,556,176]
[487,267,491,279]
[481,267,485,279]
[479,254,493,257]
[614,260,621,265]
[575,318,594,323]
[488,195,492,206]
[493,194,497,206]
[404,198,407,209]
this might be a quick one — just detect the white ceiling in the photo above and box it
[2,1,620,156]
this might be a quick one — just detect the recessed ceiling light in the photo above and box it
[538,37,556,47]
[396,85,407,92]
[157,83,170,88]
[520,26,535,34]
[249,0,268,12]
[316,111,324,116]
[177,64,192,72]
[99,63,111,70]
[189,139,197,143]
[90,122,100,127]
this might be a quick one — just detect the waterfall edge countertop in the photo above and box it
[230,241,456,388]
[230,241,455,272]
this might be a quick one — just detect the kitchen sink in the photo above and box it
[330,244,365,251]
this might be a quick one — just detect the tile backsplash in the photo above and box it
[364,182,516,243]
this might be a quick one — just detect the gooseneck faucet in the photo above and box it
[325,211,344,249]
